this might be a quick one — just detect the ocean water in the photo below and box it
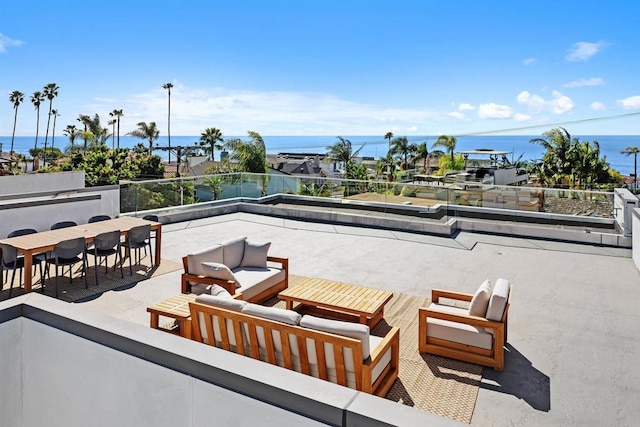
[2,134,640,175]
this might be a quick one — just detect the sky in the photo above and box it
[1,0,640,138]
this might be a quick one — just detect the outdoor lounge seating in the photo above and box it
[181,236,288,303]
[418,278,511,371]
[189,292,400,396]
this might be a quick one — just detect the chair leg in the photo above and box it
[9,268,17,297]
[83,258,88,289]
[94,253,99,287]
[54,265,59,298]
[118,247,124,278]
[128,245,133,276]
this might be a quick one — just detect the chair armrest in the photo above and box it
[431,289,473,304]
[418,306,504,331]
[367,326,400,367]
[181,272,237,295]
[267,256,288,271]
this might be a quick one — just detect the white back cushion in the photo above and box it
[300,315,370,359]
[222,236,246,269]
[195,295,247,346]
[187,245,224,276]
[486,278,510,321]
[468,279,492,317]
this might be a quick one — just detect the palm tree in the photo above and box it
[77,114,91,150]
[108,119,116,149]
[412,142,429,172]
[30,91,45,169]
[621,146,640,190]
[432,135,457,165]
[63,125,80,153]
[530,127,575,185]
[42,83,59,154]
[384,132,393,155]
[389,136,417,170]
[163,82,174,163]
[199,127,224,161]
[109,109,124,148]
[9,90,24,154]
[47,109,60,165]
[128,121,159,155]
[224,131,267,173]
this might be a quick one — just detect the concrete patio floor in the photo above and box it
[77,212,640,426]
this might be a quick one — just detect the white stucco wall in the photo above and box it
[632,209,640,270]
[0,171,85,196]
[21,320,327,427]
[0,318,22,427]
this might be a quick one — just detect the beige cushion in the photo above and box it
[486,278,510,321]
[241,240,271,268]
[195,294,246,311]
[201,262,236,282]
[187,245,224,276]
[300,315,370,359]
[232,267,285,301]
[468,279,492,317]
[222,236,246,269]
[427,317,493,350]
[241,303,301,326]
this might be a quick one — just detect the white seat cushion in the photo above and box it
[232,267,285,301]
[427,302,493,349]
[187,245,224,276]
[486,278,510,321]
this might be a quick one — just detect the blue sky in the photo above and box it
[1,0,640,137]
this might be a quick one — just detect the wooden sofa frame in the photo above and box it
[189,301,400,397]
[418,287,511,371]
[181,256,288,303]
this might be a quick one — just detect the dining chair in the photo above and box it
[51,221,78,230]
[124,224,152,275]
[87,230,123,286]
[45,237,88,297]
[142,215,159,257]
[88,215,111,223]
[2,229,46,296]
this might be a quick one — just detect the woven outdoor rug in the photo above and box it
[0,256,183,303]
[268,275,483,424]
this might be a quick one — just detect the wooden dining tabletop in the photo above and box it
[0,216,162,294]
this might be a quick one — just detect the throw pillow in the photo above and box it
[468,279,492,317]
[240,240,271,268]
[200,262,239,287]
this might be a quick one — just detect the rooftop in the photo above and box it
[65,211,638,426]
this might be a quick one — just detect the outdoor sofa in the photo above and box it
[189,291,400,396]
[181,236,288,303]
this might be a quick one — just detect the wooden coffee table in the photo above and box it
[278,278,393,328]
[147,293,197,338]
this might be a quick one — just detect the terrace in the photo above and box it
[1,207,640,425]
[1,172,639,425]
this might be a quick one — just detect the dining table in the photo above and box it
[0,216,162,294]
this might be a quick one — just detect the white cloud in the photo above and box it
[478,103,512,119]
[458,103,475,111]
[517,91,545,114]
[549,90,574,114]
[562,77,605,88]
[0,33,24,53]
[514,113,531,122]
[86,82,443,135]
[618,95,640,110]
[449,111,466,120]
[590,101,606,111]
[516,90,574,115]
[522,58,537,66]
[565,41,608,62]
